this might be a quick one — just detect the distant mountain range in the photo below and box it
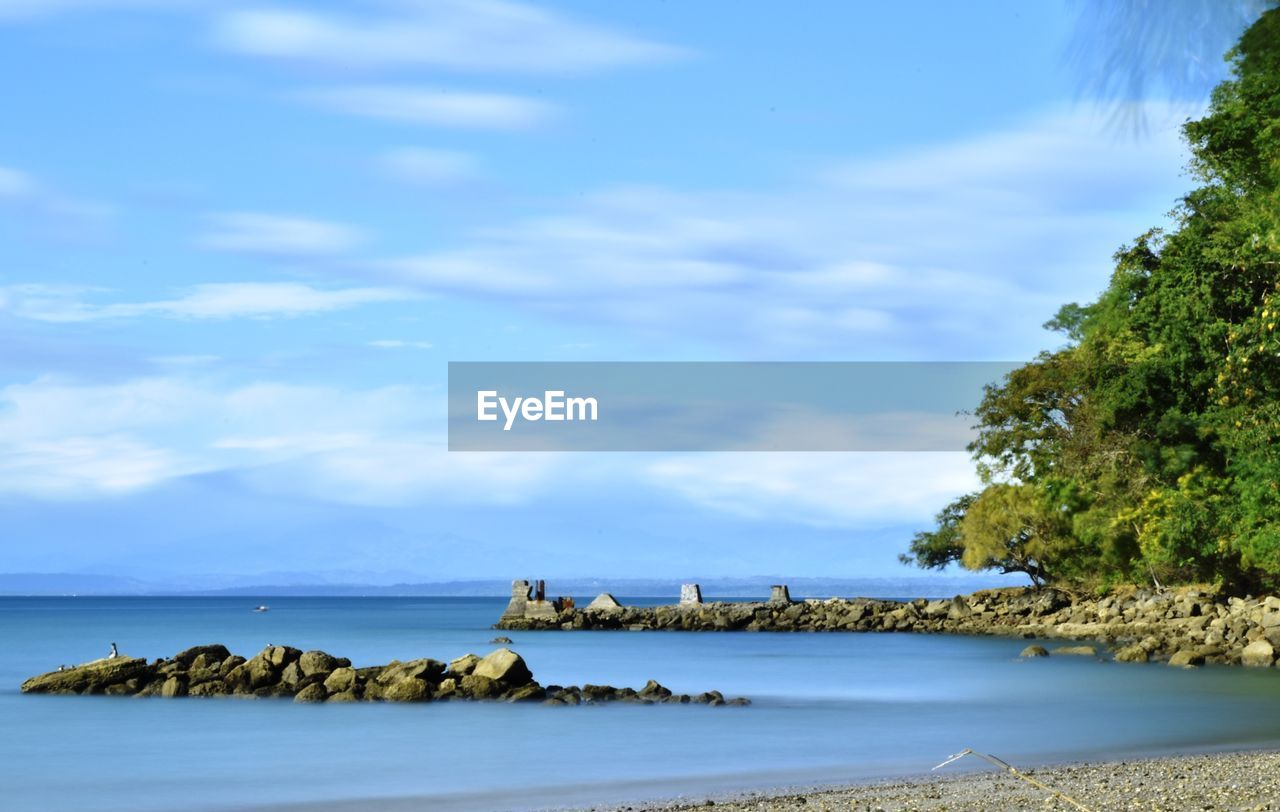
[0,572,1023,598]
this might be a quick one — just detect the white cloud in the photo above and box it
[199,212,364,257]
[367,105,1191,358]
[302,85,553,129]
[0,375,563,503]
[2,282,414,322]
[368,339,433,350]
[0,165,35,196]
[377,147,480,185]
[0,0,193,21]
[0,434,194,495]
[0,371,978,527]
[0,163,111,238]
[214,1,683,74]
[647,452,978,528]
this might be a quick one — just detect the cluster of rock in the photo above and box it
[496,582,1280,668]
[20,644,750,706]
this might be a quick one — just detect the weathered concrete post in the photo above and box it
[680,583,703,605]
[502,580,531,620]
[769,584,793,604]
[586,593,622,611]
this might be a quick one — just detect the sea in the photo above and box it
[3,596,1280,811]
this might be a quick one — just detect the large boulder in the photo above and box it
[159,676,187,698]
[21,656,154,695]
[921,599,952,619]
[188,681,229,697]
[383,679,431,702]
[448,654,481,677]
[224,654,279,693]
[1019,645,1049,658]
[1242,640,1276,667]
[294,683,328,703]
[260,646,302,669]
[279,661,303,688]
[472,648,533,685]
[377,658,445,686]
[1168,650,1205,668]
[173,644,231,667]
[299,650,348,676]
[459,674,502,699]
[639,679,672,699]
[323,667,356,694]
[506,684,547,702]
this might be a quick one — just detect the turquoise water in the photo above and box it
[4,597,1280,811]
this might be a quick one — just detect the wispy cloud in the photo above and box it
[2,282,415,322]
[301,85,553,130]
[0,163,110,239]
[0,372,977,528]
[366,104,1190,357]
[0,375,558,502]
[214,1,684,74]
[0,0,194,21]
[377,147,480,185]
[198,212,364,257]
[647,452,978,529]
[368,339,433,350]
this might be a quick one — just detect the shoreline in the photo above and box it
[497,582,1280,669]
[600,748,1280,812]
[226,748,1280,811]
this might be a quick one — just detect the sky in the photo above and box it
[0,1,1261,585]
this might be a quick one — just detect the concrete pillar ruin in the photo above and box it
[502,579,531,619]
[680,583,703,605]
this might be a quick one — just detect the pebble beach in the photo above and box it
[612,750,1280,812]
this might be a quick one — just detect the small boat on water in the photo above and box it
[253,605,269,613]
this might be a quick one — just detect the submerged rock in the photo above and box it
[1051,645,1098,657]
[1168,650,1206,668]
[1019,645,1049,658]
[1113,644,1149,663]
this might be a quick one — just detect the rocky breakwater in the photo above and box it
[497,582,1280,668]
[21,644,750,706]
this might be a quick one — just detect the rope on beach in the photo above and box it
[934,748,1097,812]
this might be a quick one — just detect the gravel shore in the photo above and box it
[599,750,1280,812]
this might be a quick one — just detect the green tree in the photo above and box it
[904,7,1280,591]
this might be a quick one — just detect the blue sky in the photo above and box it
[0,1,1256,583]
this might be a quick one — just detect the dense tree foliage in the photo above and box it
[904,9,1280,592]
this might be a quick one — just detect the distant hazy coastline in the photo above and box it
[0,573,1021,597]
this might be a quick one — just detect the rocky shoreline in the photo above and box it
[497,581,1280,668]
[20,644,749,706]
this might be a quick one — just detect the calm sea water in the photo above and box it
[3,596,1280,811]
